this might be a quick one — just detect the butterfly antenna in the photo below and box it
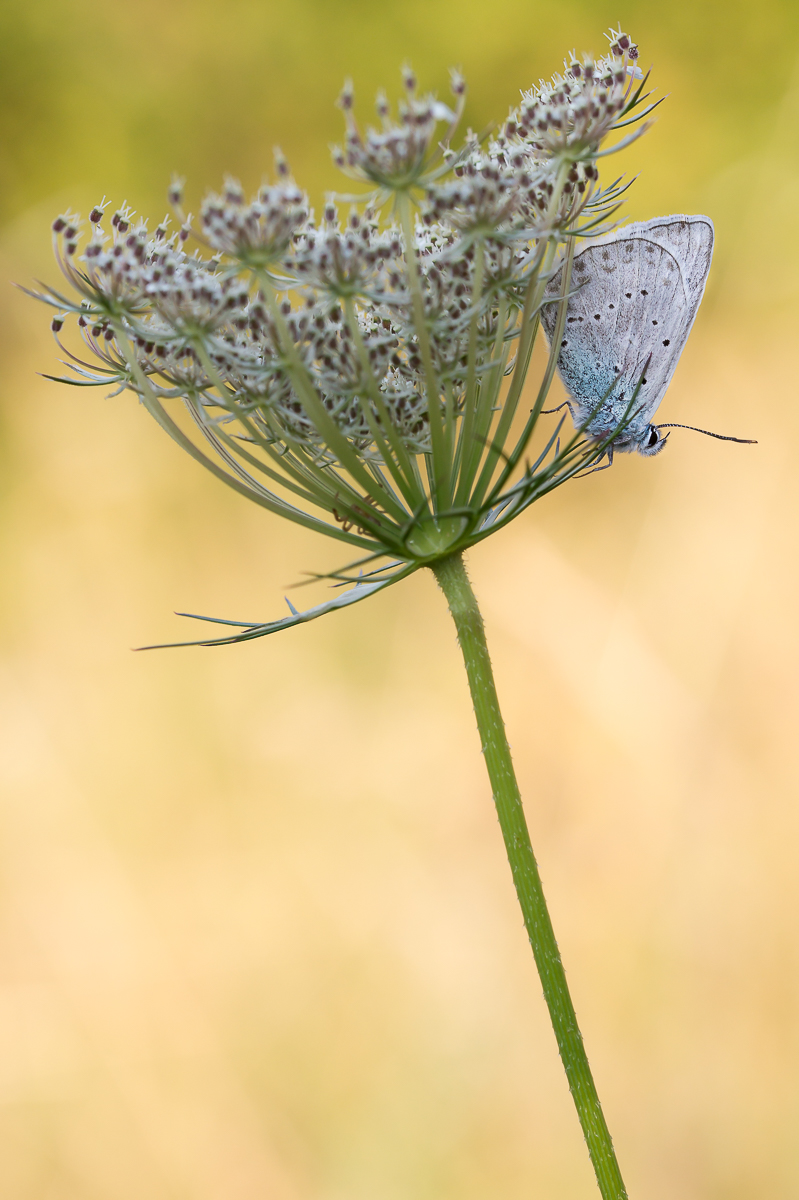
[657,423,757,444]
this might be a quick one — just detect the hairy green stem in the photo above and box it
[431,550,628,1200]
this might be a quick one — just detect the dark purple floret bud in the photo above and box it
[338,80,354,111]
[224,179,244,205]
[450,70,466,96]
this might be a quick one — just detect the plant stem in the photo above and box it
[430,550,628,1200]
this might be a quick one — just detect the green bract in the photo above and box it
[28,27,656,646]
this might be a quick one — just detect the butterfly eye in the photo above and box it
[647,427,659,448]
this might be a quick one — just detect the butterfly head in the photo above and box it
[636,424,669,457]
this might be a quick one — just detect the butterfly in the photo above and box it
[540,214,752,462]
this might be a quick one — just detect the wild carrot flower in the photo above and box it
[30,27,653,644]
[29,30,657,1200]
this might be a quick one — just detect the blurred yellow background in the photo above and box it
[2,1,799,1197]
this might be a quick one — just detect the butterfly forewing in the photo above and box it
[637,216,714,311]
[541,215,714,449]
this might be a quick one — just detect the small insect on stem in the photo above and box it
[332,494,379,534]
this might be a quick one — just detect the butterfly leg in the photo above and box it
[575,445,614,479]
[540,401,570,415]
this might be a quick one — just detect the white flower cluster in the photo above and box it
[46,179,535,461]
[34,27,648,546]
[199,168,308,261]
[333,67,466,191]
[506,31,641,159]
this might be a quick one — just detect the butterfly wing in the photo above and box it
[541,215,714,448]
[632,214,714,312]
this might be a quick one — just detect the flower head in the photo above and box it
[508,28,644,161]
[28,28,655,646]
[199,169,309,265]
[332,67,466,195]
